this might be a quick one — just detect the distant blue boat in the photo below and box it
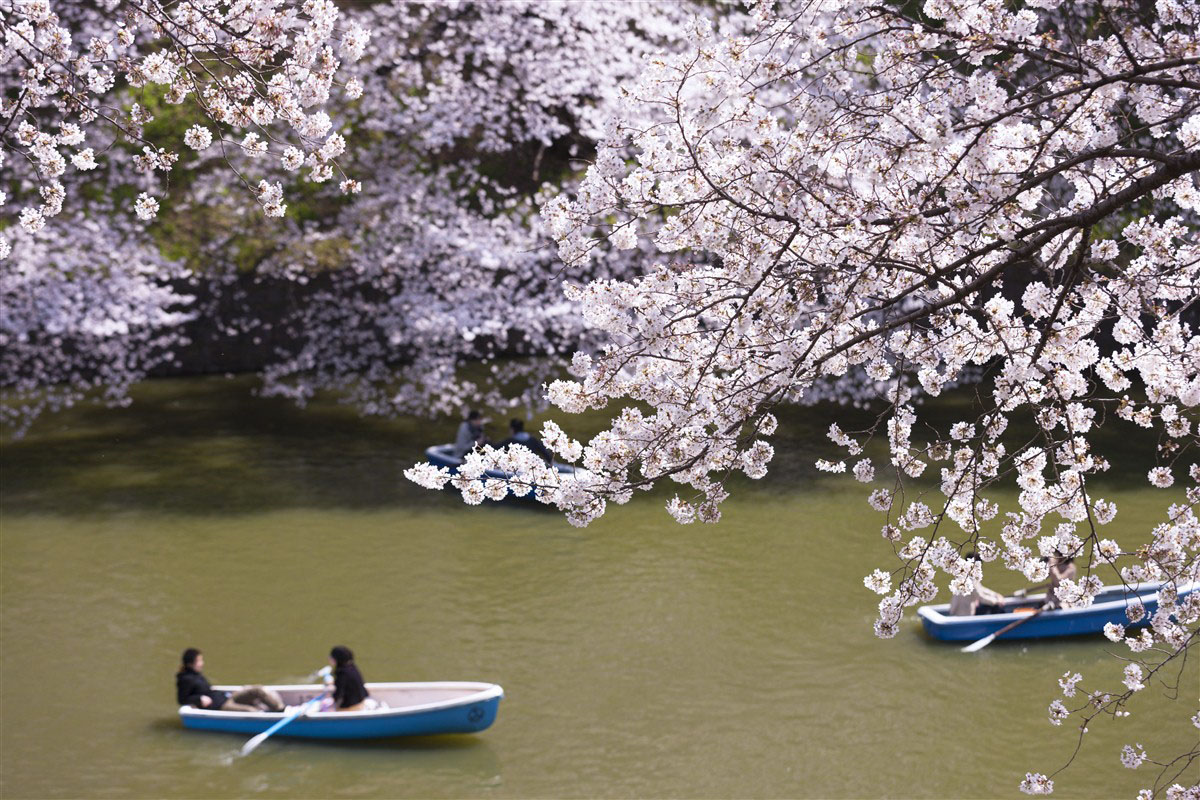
[424,444,586,499]
[917,581,1197,643]
[180,682,503,740]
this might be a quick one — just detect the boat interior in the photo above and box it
[996,602,1042,614]
[205,683,494,713]
[998,583,1166,610]
[926,581,1182,619]
[427,443,580,476]
[427,444,461,464]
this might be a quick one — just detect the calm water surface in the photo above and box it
[1,377,1195,798]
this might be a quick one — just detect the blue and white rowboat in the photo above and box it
[425,444,588,502]
[425,443,583,479]
[179,681,503,740]
[917,581,1197,643]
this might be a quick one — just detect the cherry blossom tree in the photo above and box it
[3,0,1196,789]
[2,0,368,234]
[0,211,193,434]
[408,0,1199,794]
[3,0,751,426]
[1,0,368,425]
[255,0,749,416]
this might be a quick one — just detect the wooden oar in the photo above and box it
[239,692,325,757]
[961,607,1047,653]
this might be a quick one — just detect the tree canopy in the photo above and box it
[4,1,1198,795]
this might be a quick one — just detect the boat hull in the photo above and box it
[424,443,585,501]
[179,681,502,740]
[917,581,1196,642]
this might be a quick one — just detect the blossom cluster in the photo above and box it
[256,0,751,416]
[4,1,759,433]
[1,213,194,435]
[1,0,368,254]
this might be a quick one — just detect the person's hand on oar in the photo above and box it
[961,606,1047,653]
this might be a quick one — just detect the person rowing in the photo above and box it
[949,552,1007,616]
[453,410,490,458]
[1016,552,1077,609]
[328,645,372,712]
[499,419,552,465]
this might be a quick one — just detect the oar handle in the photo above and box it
[991,608,1043,638]
[961,607,1047,653]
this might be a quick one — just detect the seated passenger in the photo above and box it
[499,419,553,465]
[949,553,1007,616]
[175,648,285,712]
[1040,552,1078,609]
[329,645,371,712]
[453,410,489,458]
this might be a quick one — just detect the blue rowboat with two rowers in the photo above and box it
[917,581,1197,643]
[424,443,582,479]
[179,681,503,740]
[424,443,588,502]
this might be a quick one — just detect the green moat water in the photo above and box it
[1,376,1194,798]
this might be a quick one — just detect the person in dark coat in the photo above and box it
[499,419,553,465]
[329,645,370,711]
[453,410,490,458]
[175,648,285,712]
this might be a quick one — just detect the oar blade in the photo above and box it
[961,633,996,653]
[239,732,270,757]
[237,694,324,758]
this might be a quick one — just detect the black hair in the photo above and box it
[467,409,482,421]
[330,645,354,667]
[509,419,524,433]
[181,647,201,668]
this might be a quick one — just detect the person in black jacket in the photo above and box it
[499,419,553,464]
[329,645,370,711]
[175,648,285,712]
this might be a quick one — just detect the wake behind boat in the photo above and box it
[917,581,1197,643]
[179,681,503,740]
